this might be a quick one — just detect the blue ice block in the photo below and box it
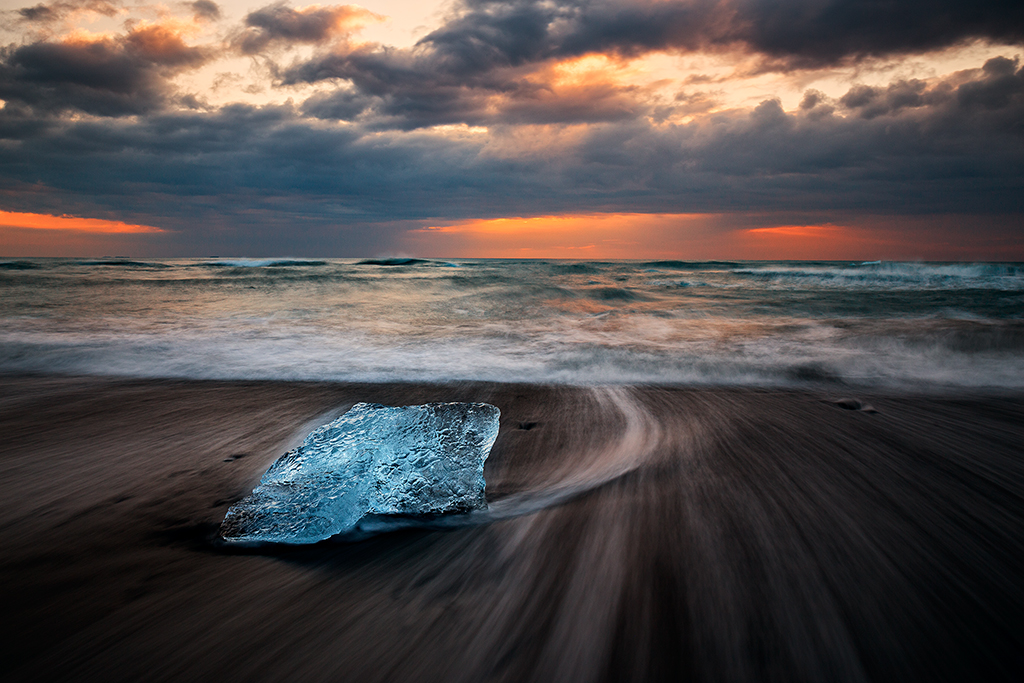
[220,401,500,544]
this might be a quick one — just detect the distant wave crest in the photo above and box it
[205,259,328,268]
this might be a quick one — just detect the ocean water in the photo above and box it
[1,258,1022,389]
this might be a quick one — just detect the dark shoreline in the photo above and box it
[2,375,1023,682]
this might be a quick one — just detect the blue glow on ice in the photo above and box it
[220,402,500,544]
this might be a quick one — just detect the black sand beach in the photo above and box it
[2,376,1023,682]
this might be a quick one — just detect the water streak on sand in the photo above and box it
[1,378,1022,682]
[356,387,666,536]
[484,386,664,519]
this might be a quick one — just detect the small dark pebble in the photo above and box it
[831,398,878,413]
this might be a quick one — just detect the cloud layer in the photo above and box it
[1,0,1022,256]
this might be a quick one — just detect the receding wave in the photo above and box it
[904,324,1024,353]
[3,320,1024,388]
[3,259,1023,390]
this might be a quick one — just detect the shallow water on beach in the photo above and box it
[1,258,1023,387]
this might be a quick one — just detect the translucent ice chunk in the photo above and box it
[220,402,500,544]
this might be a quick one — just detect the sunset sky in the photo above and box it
[1,0,1022,258]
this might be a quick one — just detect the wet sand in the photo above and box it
[1,375,1022,682]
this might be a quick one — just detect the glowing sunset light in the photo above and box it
[745,225,842,238]
[408,214,882,260]
[740,223,880,260]
[407,213,711,259]
[0,1,1020,258]
[0,210,164,234]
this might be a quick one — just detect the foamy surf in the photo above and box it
[1,258,1022,389]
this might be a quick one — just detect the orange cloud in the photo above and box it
[406,213,711,258]
[1,210,167,257]
[746,224,843,237]
[125,23,209,68]
[741,223,897,259]
[0,210,164,233]
[402,213,1007,260]
[235,4,384,55]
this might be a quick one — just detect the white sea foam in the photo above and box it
[1,259,1022,389]
[732,261,1024,290]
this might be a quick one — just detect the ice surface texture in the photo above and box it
[220,402,500,544]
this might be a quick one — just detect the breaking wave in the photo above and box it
[1,258,1022,389]
[732,261,1024,290]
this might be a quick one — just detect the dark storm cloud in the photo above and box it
[285,48,480,127]
[191,0,221,22]
[0,25,212,116]
[834,57,1024,121]
[296,63,646,129]
[838,80,931,120]
[1,1,1022,254]
[956,55,1024,109]
[234,3,377,55]
[736,0,1024,66]
[2,56,1021,253]
[279,1,700,93]
[279,0,1024,129]
[17,4,58,22]
[297,0,1024,75]
[539,0,1024,64]
[287,33,655,129]
[14,1,120,24]
[559,0,1024,65]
